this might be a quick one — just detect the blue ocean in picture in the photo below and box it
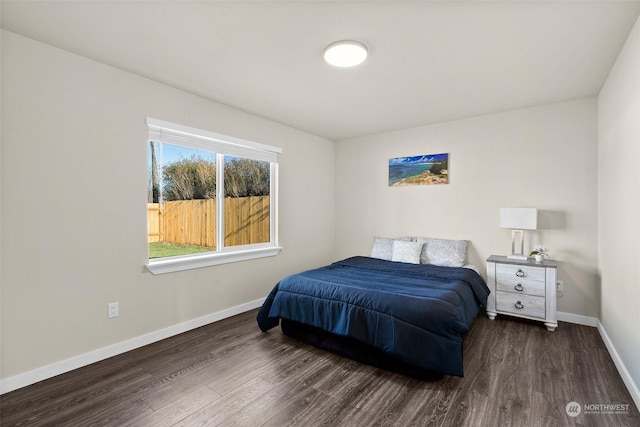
[388,153,448,186]
[388,163,433,185]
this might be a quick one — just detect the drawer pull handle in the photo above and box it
[514,284,524,292]
[515,301,524,310]
[516,269,527,278]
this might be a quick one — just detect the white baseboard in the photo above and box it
[597,321,640,412]
[0,298,265,395]
[557,311,599,327]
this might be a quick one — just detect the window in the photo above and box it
[146,118,281,274]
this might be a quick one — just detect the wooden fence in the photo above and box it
[148,196,270,247]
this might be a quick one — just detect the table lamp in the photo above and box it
[500,208,537,260]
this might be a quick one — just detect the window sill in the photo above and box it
[146,246,282,275]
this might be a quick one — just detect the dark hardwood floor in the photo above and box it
[1,309,638,426]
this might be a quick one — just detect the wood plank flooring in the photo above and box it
[1,309,638,426]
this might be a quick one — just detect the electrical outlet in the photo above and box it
[556,280,564,297]
[108,302,119,319]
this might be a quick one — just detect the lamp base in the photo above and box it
[507,254,529,260]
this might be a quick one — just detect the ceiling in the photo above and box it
[2,1,639,141]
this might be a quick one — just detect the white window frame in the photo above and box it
[145,118,282,275]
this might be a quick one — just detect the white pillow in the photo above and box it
[370,236,413,260]
[391,241,424,264]
[415,237,467,267]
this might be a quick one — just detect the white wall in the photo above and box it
[598,16,640,398]
[335,98,599,318]
[0,30,335,380]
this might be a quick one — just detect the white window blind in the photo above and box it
[147,118,281,163]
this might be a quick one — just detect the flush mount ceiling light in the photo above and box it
[323,40,368,67]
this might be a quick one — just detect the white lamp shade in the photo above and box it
[500,208,537,230]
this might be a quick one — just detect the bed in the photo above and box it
[257,238,490,379]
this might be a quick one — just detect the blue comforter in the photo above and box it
[257,256,490,377]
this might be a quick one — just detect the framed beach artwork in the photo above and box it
[388,153,449,186]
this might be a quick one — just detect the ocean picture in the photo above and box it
[389,153,449,186]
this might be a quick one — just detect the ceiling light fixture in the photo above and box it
[323,40,368,68]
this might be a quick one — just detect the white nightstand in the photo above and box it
[486,255,558,331]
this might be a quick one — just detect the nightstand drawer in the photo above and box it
[496,291,545,319]
[496,263,545,285]
[496,280,545,297]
